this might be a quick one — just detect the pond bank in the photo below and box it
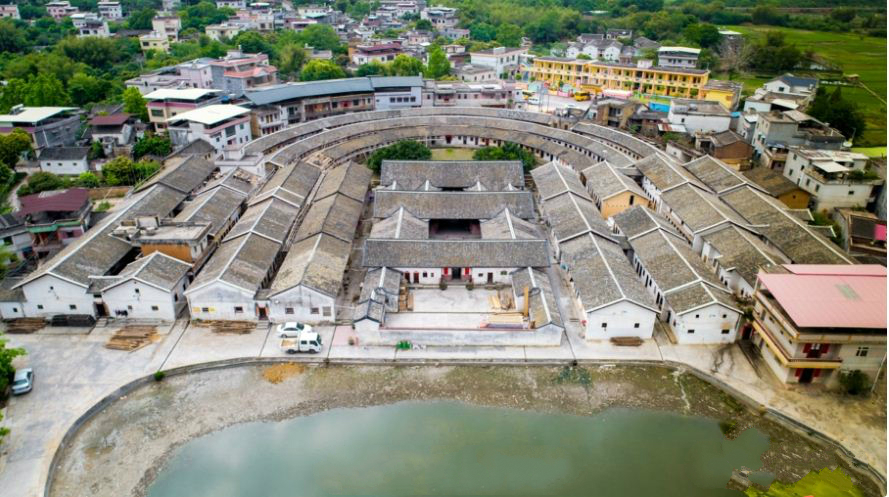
[48,364,882,497]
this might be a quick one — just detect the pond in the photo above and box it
[147,402,770,497]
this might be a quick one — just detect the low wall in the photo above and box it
[358,326,563,347]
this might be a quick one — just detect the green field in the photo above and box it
[725,25,887,146]
[429,148,476,160]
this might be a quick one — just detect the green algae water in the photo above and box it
[147,402,769,497]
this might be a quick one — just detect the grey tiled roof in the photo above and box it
[295,193,363,243]
[630,228,723,293]
[719,186,853,264]
[20,184,186,288]
[373,191,535,219]
[188,233,281,295]
[741,167,802,197]
[581,161,646,201]
[99,252,190,292]
[668,281,738,314]
[479,209,542,240]
[269,233,351,297]
[539,192,613,243]
[353,266,402,323]
[199,168,260,196]
[511,267,563,329]
[635,153,706,192]
[611,205,681,240]
[682,155,749,194]
[174,186,247,239]
[315,161,372,202]
[560,232,655,313]
[250,161,321,208]
[362,239,551,268]
[531,162,591,201]
[369,207,429,239]
[147,155,217,195]
[701,226,783,286]
[380,160,523,191]
[225,197,298,244]
[660,183,753,236]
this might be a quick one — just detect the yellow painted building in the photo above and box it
[597,191,651,219]
[530,57,711,100]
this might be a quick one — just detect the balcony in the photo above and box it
[753,321,843,370]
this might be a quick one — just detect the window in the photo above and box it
[422,272,428,278]
[2,237,10,245]
[37,304,43,310]
[311,307,319,314]
[323,307,331,317]
[687,329,695,334]
[134,288,140,294]
[856,346,869,357]
[722,314,727,319]
[234,306,243,313]
[201,307,209,312]
[601,323,607,328]
[285,307,294,314]
[721,329,730,335]
[69,304,77,310]
[695,314,699,319]
[848,190,855,195]
[11,307,16,313]
[634,323,640,328]
[500,271,507,275]
[151,306,159,311]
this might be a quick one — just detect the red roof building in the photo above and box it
[17,188,92,257]
[750,264,887,387]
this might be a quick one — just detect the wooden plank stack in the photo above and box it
[610,336,644,347]
[5,318,46,334]
[203,320,256,335]
[106,326,157,351]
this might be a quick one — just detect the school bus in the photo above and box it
[573,90,591,101]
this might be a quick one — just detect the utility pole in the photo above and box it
[870,351,885,396]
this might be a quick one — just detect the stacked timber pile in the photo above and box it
[398,285,412,311]
[106,326,157,351]
[5,318,46,334]
[610,336,644,346]
[203,320,255,335]
[481,313,524,329]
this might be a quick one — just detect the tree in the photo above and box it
[298,24,342,52]
[68,72,110,106]
[415,19,433,31]
[299,59,346,81]
[0,20,24,53]
[473,143,536,172]
[0,333,26,398]
[470,22,497,42]
[745,32,801,73]
[122,87,149,122]
[17,172,68,196]
[751,6,787,26]
[839,370,869,395]
[101,157,161,186]
[127,7,156,30]
[366,140,431,172]
[830,7,856,23]
[56,36,123,70]
[76,171,100,188]
[683,23,720,48]
[278,44,307,78]
[356,61,387,77]
[389,54,424,76]
[806,87,866,142]
[495,24,523,48]
[423,44,450,79]
[233,31,273,57]
[0,130,33,169]
[133,134,172,159]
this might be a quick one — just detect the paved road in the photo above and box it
[0,317,885,497]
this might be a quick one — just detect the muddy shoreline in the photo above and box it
[49,364,881,497]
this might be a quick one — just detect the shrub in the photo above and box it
[439,279,447,290]
[153,370,166,382]
[718,420,738,436]
[395,340,412,350]
[366,140,431,173]
[839,370,869,395]
[466,281,474,291]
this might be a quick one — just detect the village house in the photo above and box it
[750,264,886,387]
[783,148,881,211]
[166,104,253,154]
[95,252,191,321]
[0,106,81,151]
[579,161,650,218]
[37,147,90,175]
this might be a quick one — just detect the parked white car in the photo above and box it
[276,321,313,338]
[12,368,33,395]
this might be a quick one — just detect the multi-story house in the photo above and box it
[783,148,882,210]
[206,23,243,41]
[0,106,81,151]
[145,88,223,132]
[420,6,458,29]
[0,214,33,260]
[97,1,122,19]
[139,31,171,52]
[152,14,181,42]
[167,104,253,154]
[762,74,818,99]
[667,98,731,134]
[530,58,713,100]
[470,47,528,78]
[216,0,246,8]
[566,40,623,62]
[72,13,110,37]
[38,147,90,175]
[752,110,847,169]
[351,42,404,65]
[421,80,515,108]
[751,264,886,387]
[0,4,20,19]
[17,188,92,257]
[90,113,136,155]
[208,50,278,96]
[46,1,79,19]
[657,46,700,69]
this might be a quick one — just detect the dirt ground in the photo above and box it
[48,364,882,497]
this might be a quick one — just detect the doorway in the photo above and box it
[487,272,493,284]
[413,272,420,284]
[450,268,461,281]
[799,368,814,384]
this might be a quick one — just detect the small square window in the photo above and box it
[37,304,43,310]
[69,304,77,310]
[234,306,243,313]
[695,314,699,319]
[722,314,727,319]
[856,347,869,357]
[285,307,294,314]
[201,307,209,312]
[601,323,607,328]
[721,329,730,335]
[687,329,695,334]
[634,323,640,328]
[151,306,159,311]
[323,307,331,317]
[311,307,319,314]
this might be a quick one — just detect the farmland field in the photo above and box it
[724,25,886,146]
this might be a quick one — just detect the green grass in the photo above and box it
[744,467,864,497]
[429,148,476,160]
[724,25,887,146]
[851,146,887,158]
